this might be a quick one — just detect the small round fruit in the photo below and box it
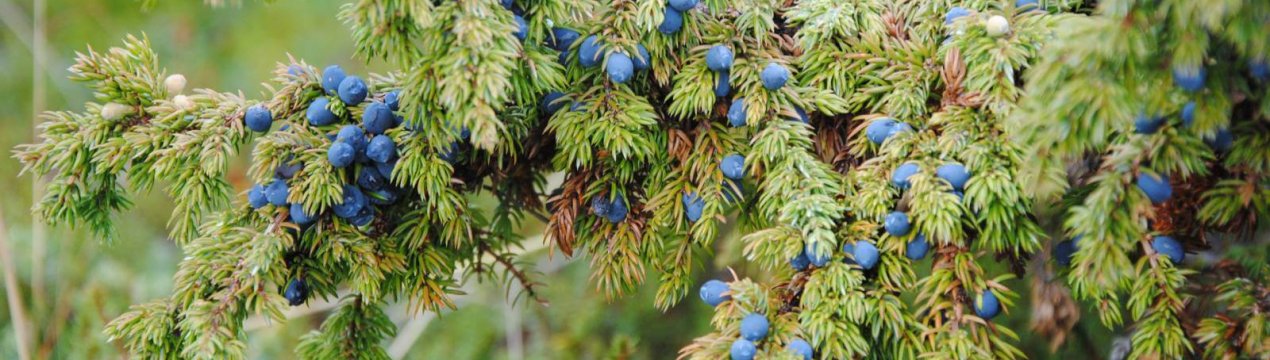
[338,76,369,105]
[936,163,971,191]
[790,250,811,271]
[513,15,528,41]
[760,62,790,90]
[307,98,338,126]
[248,184,268,209]
[337,125,368,151]
[542,91,567,114]
[265,180,290,206]
[658,8,683,35]
[985,15,1010,37]
[328,142,356,168]
[706,45,734,72]
[1180,102,1196,128]
[975,290,1001,320]
[333,184,367,219]
[1136,172,1172,204]
[720,154,745,180]
[1134,113,1165,134]
[668,0,698,12]
[786,339,814,360]
[549,27,581,51]
[606,196,628,223]
[1151,236,1185,264]
[945,7,970,24]
[363,102,395,134]
[728,98,747,127]
[891,162,920,190]
[730,339,756,360]
[1054,235,1080,266]
[684,192,705,222]
[1207,128,1233,152]
[806,241,831,267]
[385,90,401,111]
[284,278,308,306]
[606,52,635,84]
[322,65,346,94]
[906,233,929,260]
[289,203,316,226]
[699,279,730,306]
[633,44,651,70]
[739,314,769,341]
[1172,65,1206,92]
[841,242,856,265]
[578,36,602,68]
[853,241,880,270]
[865,117,897,145]
[885,211,911,237]
[367,135,397,163]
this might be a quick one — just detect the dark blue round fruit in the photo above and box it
[307,97,338,126]
[975,290,1001,320]
[362,102,394,135]
[865,117,897,145]
[760,63,790,90]
[289,203,316,225]
[1180,102,1196,128]
[376,157,397,179]
[888,122,912,139]
[1207,128,1233,152]
[606,196,628,223]
[790,250,811,271]
[633,44,651,70]
[684,192,705,222]
[730,339,756,360]
[841,242,856,265]
[275,159,302,179]
[357,166,386,191]
[699,279,729,306]
[328,142,356,168]
[333,184,367,219]
[591,195,611,217]
[606,52,635,84]
[728,98,747,127]
[706,45,734,72]
[659,8,683,35]
[1251,58,1270,80]
[739,313,769,341]
[265,180,290,206]
[793,106,809,124]
[338,76,369,105]
[787,339,813,360]
[945,7,970,24]
[906,233,929,260]
[885,211,911,236]
[715,72,731,97]
[578,35,602,68]
[385,90,401,111]
[936,163,971,191]
[853,241,880,270]
[248,184,268,209]
[439,141,461,163]
[1136,172,1172,204]
[1016,0,1038,10]
[542,91,567,114]
[337,125,368,151]
[245,105,273,132]
[1054,235,1080,266]
[1151,236,1185,264]
[513,15,528,41]
[1134,113,1165,134]
[549,27,580,51]
[891,162,920,190]
[284,278,308,306]
[367,135,397,163]
[1172,65,1206,92]
[368,188,398,205]
[806,241,831,267]
[322,65,346,94]
[668,0,698,12]
[720,154,745,180]
[350,206,374,226]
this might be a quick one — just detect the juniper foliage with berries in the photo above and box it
[13,0,1270,359]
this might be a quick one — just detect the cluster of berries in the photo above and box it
[697,280,814,360]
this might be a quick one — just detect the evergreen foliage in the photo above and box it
[13,0,1269,358]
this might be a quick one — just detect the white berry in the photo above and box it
[101,102,132,120]
[174,95,195,110]
[164,74,187,94]
[986,15,1011,37]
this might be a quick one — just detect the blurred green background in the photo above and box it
[0,1,1120,359]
